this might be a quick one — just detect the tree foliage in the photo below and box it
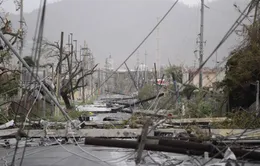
[138,64,184,110]
[0,15,22,99]
[164,65,183,83]
[0,68,19,98]
[221,21,260,110]
[182,84,197,100]
[186,95,215,118]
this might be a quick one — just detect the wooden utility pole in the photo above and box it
[256,80,259,114]
[55,31,63,116]
[98,68,101,95]
[90,55,94,97]
[18,0,24,98]
[57,32,64,98]
[154,63,159,94]
[81,41,88,103]
[82,49,86,104]
[70,33,75,101]
[74,40,78,61]
[199,0,205,88]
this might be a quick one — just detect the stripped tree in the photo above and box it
[42,40,98,109]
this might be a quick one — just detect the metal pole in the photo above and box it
[199,0,204,88]
[18,0,24,98]
[256,80,259,113]
[0,31,72,121]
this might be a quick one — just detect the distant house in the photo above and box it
[182,67,225,89]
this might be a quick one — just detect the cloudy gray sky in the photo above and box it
[1,0,248,70]
[1,0,215,13]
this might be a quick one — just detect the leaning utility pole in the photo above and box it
[199,0,205,88]
[18,0,24,98]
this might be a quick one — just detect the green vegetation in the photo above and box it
[212,110,260,129]
[0,72,20,98]
[221,21,260,110]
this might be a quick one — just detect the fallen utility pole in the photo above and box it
[124,62,139,91]
[125,93,164,108]
[85,137,204,156]
[136,119,150,164]
[112,93,164,112]
[0,31,72,122]
[84,137,260,161]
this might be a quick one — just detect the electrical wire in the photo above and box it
[63,124,136,164]
[5,145,59,165]
[88,0,179,99]
[4,0,253,165]
[51,135,114,166]
[199,6,260,166]
[9,1,48,165]
[144,0,256,136]
[19,85,43,166]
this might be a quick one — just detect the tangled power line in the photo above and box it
[0,0,259,165]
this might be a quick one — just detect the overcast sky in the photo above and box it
[1,0,215,14]
[1,0,242,70]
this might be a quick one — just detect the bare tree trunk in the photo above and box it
[60,91,72,109]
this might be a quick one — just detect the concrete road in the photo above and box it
[0,145,258,166]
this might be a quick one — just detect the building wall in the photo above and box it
[182,68,225,88]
